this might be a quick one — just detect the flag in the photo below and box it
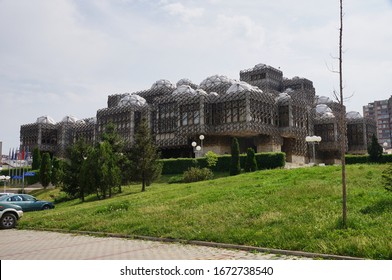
[8,148,11,160]
[21,147,25,161]
[25,146,29,160]
[11,148,14,160]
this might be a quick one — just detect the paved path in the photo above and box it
[0,230,309,260]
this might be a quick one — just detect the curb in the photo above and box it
[26,228,364,260]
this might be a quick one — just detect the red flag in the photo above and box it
[21,147,25,160]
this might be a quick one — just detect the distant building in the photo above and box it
[363,96,392,148]
[20,63,376,164]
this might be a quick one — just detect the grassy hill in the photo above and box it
[21,164,392,259]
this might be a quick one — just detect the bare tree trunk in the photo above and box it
[339,0,347,228]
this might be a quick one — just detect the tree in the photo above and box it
[62,139,90,199]
[244,148,258,172]
[128,118,161,192]
[230,137,241,176]
[32,147,41,170]
[51,157,65,188]
[39,152,52,188]
[94,141,121,199]
[337,0,347,228]
[368,134,383,163]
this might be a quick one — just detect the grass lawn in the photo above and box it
[20,164,392,259]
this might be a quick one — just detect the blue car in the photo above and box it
[0,194,55,212]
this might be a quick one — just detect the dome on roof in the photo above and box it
[118,93,146,107]
[199,75,234,90]
[316,95,333,105]
[36,115,56,124]
[176,78,194,88]
[172,85,197,96]
[315,104,333,114]
[315,104,335,119]
[62,115,78,123]
[254,63,266,69]
[346,111,362,119]
[196,88,208,96]
[151,79,176,91]
[275,92,292,105]
[284,88,295,94]
[226,81,259,94]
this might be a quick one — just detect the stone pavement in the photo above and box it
[0,230,310,260]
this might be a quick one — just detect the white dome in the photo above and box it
[62,115,78,123]
[316,96,333,104]
[172,85,197,96]
[315,104,335,119]
[118,93,146,106]
[275,92,292,104]
[346,111,362,119]
[209,92,219,97]
[199,75,234,90]
[36,115,56,124]
[176,78,194,87]
[284,88,295,94]
[226,81,262,94]
[151,79,176,91]
[196,88,208,96]
[315,104,332,114]
[254,63,267,69]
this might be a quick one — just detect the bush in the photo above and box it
[159,152,286,175]
[230,138,241,176]
[244,148,257,172]
[183,167,214,183]
[382,164,392,192]
[345,155,369,164]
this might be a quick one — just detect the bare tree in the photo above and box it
[338,0,347,228]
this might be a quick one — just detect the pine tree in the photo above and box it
[32,147,41,170]
[39,152,52,188]
[62,139,90,199]
[230,137,241,176]
[128,118,161,192]
[368,134,383,163]
[244,148,258,172]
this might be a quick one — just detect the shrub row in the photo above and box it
[160,152,286,175]
[346,154,392,164]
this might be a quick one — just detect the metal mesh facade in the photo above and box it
[20,63,376,163]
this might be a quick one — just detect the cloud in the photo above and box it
[161,2,204,22]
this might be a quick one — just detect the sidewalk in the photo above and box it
[0,230,310,260]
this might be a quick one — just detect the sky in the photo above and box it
[1,0,392,154]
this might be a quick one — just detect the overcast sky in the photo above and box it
[1,0,392,154]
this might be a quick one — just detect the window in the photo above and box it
[250,73,266,81]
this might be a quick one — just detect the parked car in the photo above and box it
[0,202,23,229]
[0,192,13,197]
[0,194,55,212]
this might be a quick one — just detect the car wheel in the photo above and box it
[0,213,17,229]
[42,205,50,210]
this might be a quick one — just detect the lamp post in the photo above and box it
[383,142,388,154]
[0,175,11,193]
[305,136,322,165]
[191,135,205,158]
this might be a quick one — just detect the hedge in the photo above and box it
[160,152,286,175]
[345,154,392,164]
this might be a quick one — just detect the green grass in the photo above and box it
[21,164,392,259]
